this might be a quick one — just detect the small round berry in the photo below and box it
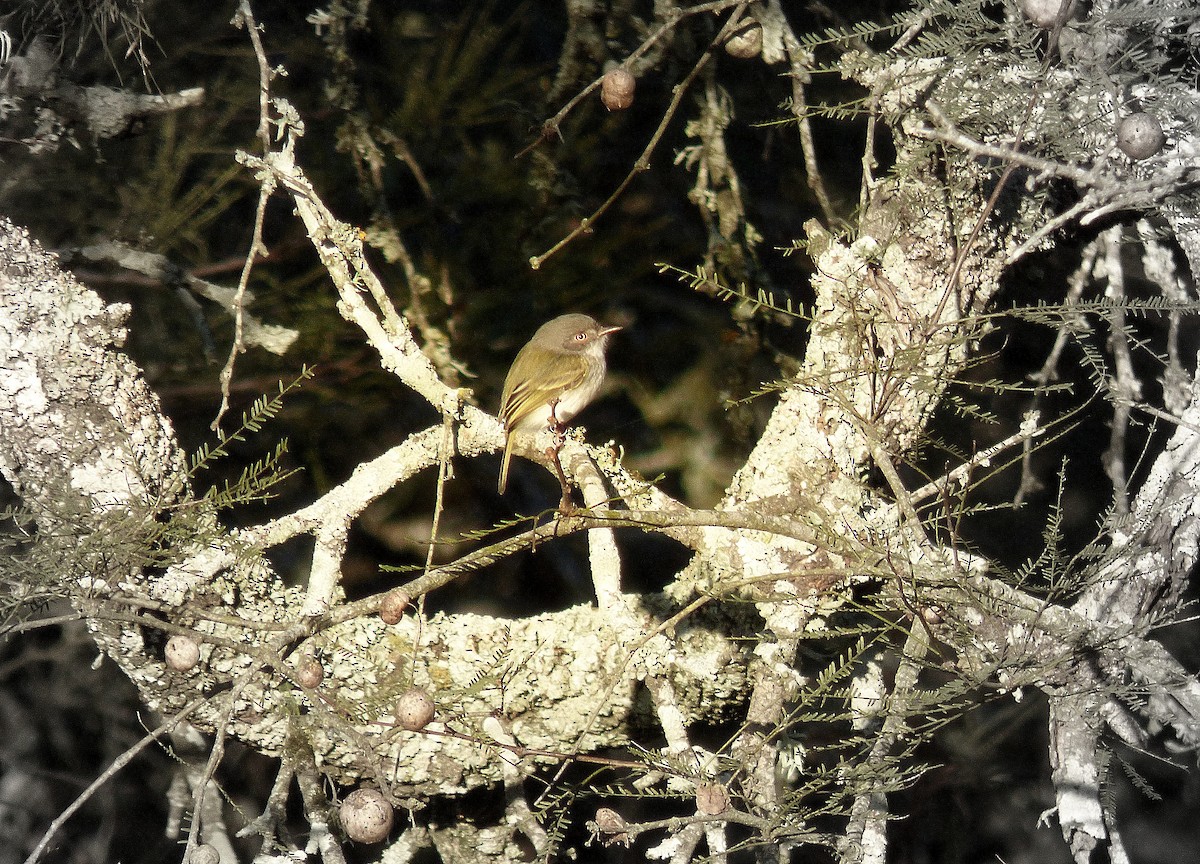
[189,844,220,864]
[1019,0,1078,29]
[340,788,393,843]
[296,657,324,690]
[165,635,200,672]
[380,589,410,625]
[593,806,629,840]
[1117,112,1165,160]
[724,23,763,59]
[696,781,730,815]
[395,687,435,731]
[601,68,636,111]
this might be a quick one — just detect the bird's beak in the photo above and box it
[600,324,623,337]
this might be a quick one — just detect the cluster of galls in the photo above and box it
[331,688,434,844]
[325,600,440,845]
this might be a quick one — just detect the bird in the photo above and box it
[497,313,621,494]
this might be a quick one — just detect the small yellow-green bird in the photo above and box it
[497,313,621,494]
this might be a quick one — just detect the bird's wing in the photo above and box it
[499,350,590,426]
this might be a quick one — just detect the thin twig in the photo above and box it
[324,505,870,620]
[904,411,1046,506]
[530,2,752,268]
[215,0,276,431]
[1016,242,1094,506]
[517,0,747,160]
[24,699,207,864]
[839,625,929,864]
[1,611,85,635]
[854,2,937,212]
[296,757,349,864]
[773,0,838,224]
[916,101,1095,186]
[181,654,270,861]
[235,760,295,845]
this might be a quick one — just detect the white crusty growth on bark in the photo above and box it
[0,218,760,793]
[0,220,184,524]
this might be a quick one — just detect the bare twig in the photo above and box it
[905,411,1047,508]
[520,0,748,159]
[24,699,207,864]
[530,2,753,268]
[215,0,280,430]
[1016,238,1100,502]
[770,0,838,224]
[932,1,1078,324]
[235,760,295,846]
[180,656,270,862]
[482,716,551,857]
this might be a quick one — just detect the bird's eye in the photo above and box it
[574,331,586,341]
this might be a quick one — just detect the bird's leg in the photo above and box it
[546,400,574,513]
[546,446,574,514]
[548,400,568,447]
